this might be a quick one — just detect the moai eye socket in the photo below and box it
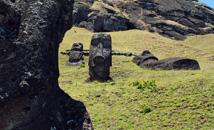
[103,49,110,56]
[91,40,99,46]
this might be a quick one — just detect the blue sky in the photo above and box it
[198,0,214,8]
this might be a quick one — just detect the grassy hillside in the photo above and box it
[59,27,214,129]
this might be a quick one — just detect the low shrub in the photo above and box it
[140,104,152,114]
[130,80,158,92]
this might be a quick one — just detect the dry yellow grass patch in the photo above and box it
[90,1,120,13]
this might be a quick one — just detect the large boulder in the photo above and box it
[73,2,91,25]
[90,13,129,32]
[73,1,129,32]
[0,0,93,130]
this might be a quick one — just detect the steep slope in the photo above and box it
[73,0,214,40]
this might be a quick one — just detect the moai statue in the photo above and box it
[66,43,84,66]
[132,50,200,70]
[88,33,112,82]
[132,50,158,66]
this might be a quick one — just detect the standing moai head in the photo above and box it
[72,42,83,51]
[88,33,112,82]
[66,43,84,66]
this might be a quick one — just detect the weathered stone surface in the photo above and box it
[0,0,93,129]
[132,50,159,66]
[88,33,112,82]
[133,50,200,70]
[73,1,129,32]
[66,43,84,66]
[140,57,201,70]
[73,2,91,26]
[73,0,214,40]
[91,13,129,32]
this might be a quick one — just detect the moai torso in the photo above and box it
[88,33,112,82]
[66,43,84,66]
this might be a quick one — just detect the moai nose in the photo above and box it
[97,42,103,52]
[94,43,104,63]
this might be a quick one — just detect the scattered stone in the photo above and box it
[66,43,84,66]
[73,2,91,26]
[59,81,73,84]
[95,94,101,97]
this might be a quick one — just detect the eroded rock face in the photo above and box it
[73,1,129,32]
[66,43,84,66]
[133,50,200,70]
[73,0,214,40]
[0,0,93,130]
[88,33,112,82]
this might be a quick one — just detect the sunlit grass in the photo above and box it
[59,27,214,130]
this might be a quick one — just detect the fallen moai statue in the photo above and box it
[133,50,200,70]
[66,42,84,66]
[87,33,112,82]
[0,0,93,129]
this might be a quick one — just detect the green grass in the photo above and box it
[59,27,214,129]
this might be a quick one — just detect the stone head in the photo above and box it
[71,42,83,51]
[88,33,112,81]
[141,50,152,56]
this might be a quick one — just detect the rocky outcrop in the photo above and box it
[73,1,130,32]
[73,0,214,40]
[133,50,200,70]
[0,0,93,130]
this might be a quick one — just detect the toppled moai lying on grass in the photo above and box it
[132,50,200,70]
[87,33,112,82]
[66,42,84,66]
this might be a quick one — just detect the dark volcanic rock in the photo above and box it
[141,57,201,70]
[88,33,112,82]
[73,2,91,25]
[0,0,93,130]
[74,1,129,32]
[66,43,84,66]
[132,50,159,66]
[133,50,200,70]
[91,13,129,32]
[74,0,214,40]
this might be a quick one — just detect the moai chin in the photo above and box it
[88,33,112,82]
[66,43,84,66]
